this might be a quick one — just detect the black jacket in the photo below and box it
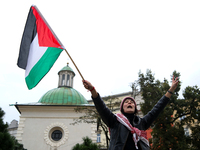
[92,94,170,150]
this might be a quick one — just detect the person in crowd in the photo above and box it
[83,76,179,150]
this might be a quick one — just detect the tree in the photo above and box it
[0,107,15,150]
[182,85,200,150]
[0,107,25,150]
[130,80,140,99]
[138,69,200,149]
[72,136,100,150]
[12,136,26,150]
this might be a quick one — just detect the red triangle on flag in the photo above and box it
[32,6,64,49]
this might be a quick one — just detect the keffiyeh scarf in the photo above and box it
[115,113,149,149]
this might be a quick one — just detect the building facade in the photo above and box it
[13,64,96,150]
[8,119,18,137]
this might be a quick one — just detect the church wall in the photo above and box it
[16,105,96,150]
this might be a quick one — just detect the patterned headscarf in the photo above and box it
[120,97,138,114]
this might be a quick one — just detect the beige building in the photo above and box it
[8,119,18,137]
[12,64,97,150]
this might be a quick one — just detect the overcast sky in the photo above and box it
[1,0,200,124]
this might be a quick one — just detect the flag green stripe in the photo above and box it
[25,47,63,89]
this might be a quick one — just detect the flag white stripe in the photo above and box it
[25,34,48,77]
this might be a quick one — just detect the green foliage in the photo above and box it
[12,136,26,150]
[0,107,26,150]
[190,125,200,149]
[138,69,200,149]
[0,107,15,150]
[72,136,100,150]
[183,86,200,150]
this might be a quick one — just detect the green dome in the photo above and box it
[38,87,88,105]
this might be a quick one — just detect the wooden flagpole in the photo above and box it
[64,49,85,81]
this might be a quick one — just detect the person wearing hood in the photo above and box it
[83,76,179,150]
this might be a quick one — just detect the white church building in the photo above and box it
[12,64,96,150]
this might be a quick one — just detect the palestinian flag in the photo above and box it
[17,5,65,90]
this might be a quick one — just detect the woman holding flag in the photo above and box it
[83,76,179,150]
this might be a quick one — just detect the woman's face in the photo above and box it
[123,99,135,114]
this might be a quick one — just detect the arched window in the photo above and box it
[66,74,70,86]
[62,74,65,86]
[71,76,74,87]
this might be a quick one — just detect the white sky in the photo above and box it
[1,0,200,124]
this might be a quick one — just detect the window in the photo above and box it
[62,74,65,86]
[66,74,70,86]
[45,123,69,147]
[49,127,64,142]
[71,76,73,87]
[97,134,101,143]
[51,130,62,141]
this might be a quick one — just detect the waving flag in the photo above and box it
[17,5,65,90]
